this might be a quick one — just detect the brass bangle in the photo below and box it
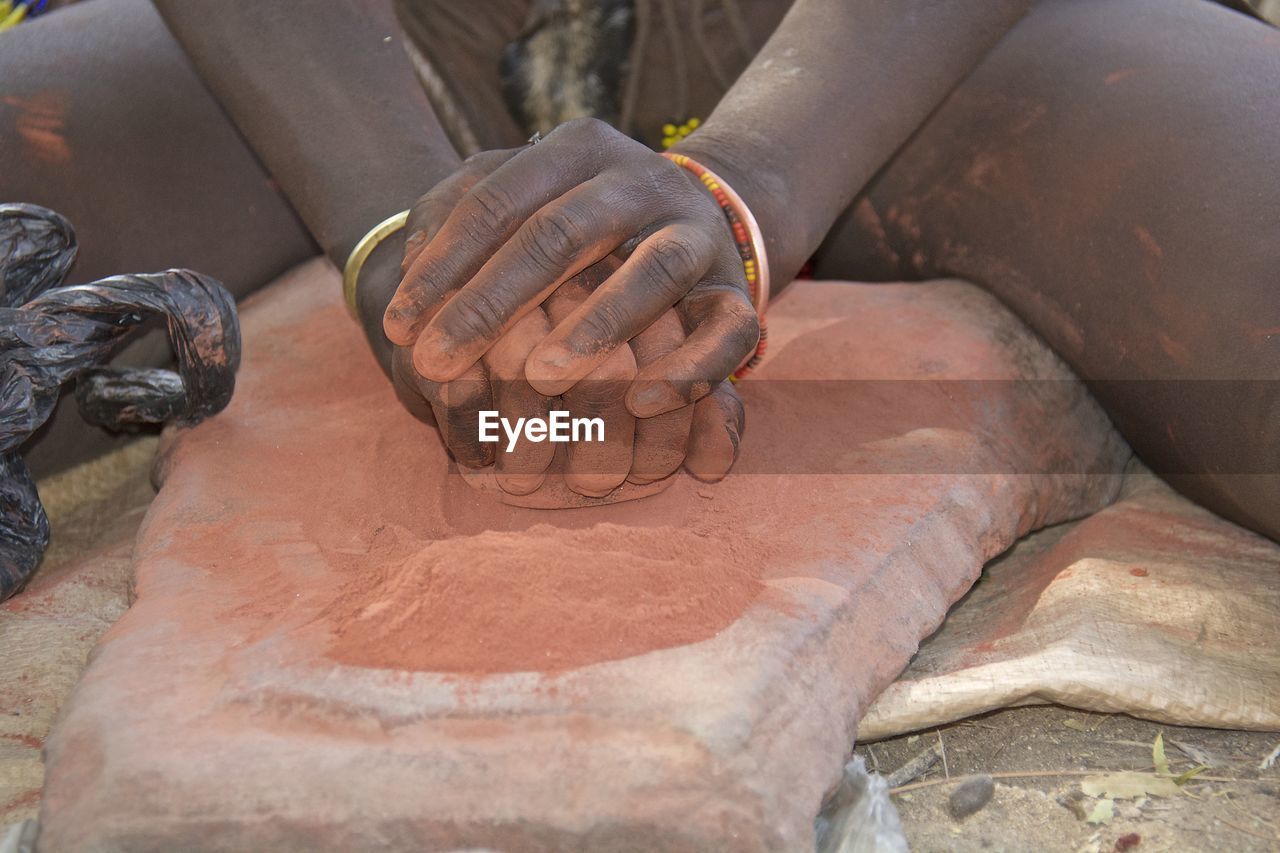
[342,209,410,320]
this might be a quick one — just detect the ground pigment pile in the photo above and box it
[324,524,765,673]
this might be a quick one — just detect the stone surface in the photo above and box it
[859,463,1280,740]
[947,775,995,821]
[38,259,1127,851]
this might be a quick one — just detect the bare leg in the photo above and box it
[1,0,318,475]
[818,0,1280,539]
[0,0,316,297]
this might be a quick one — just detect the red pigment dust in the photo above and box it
[323,524,764,674]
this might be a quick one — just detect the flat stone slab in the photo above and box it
[39,259,1127,851]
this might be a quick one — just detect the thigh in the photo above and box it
[818,0,1280,539]
[2,0,318,476]
[0,0,316,298]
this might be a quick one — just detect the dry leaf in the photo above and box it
[1082,771,1180,799]
[1063,719,1089,732]
[1085,799,1115,825]
[1153,733,1171,777]
[1173,765,1209,786]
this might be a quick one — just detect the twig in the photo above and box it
[885,744,941,789]
[889,769,1252,795]
[937,729,950,779]
[1225,791,1279,831]
[1218,817,1279,843]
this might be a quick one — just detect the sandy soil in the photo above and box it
[859,705,1280,851]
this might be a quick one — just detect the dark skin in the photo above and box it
[153,0,744,496]
[394,149,741,493]
[151,0,458,363]
[363,0,1025,493]
[0,0,316,476]
[15,0,1030,491]
[156,0,1034,493]
[155,0,1033,499]
[384,0,1035,415]
[5,0,1276,535]
[378,0,1275,532]
[822,0,1280,539]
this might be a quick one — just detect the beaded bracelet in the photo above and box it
[661,152,769,380]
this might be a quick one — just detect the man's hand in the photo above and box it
[383,118,760,419]
[388,146,746,497]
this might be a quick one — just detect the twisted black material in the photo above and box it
[0,203,241,602]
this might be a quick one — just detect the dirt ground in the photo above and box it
[859,705,1280,851]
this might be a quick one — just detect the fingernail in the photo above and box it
[498,471,546,496]
[628,382,680,418]
[685,419,738,483]
[383,304,417,343]
[565,471,625,498]
[412,326,459,381]
[405,232,428,254]
[627,453,683,486]
[454,448,495,471]
[524,343,577,395]
[524,356,581,402]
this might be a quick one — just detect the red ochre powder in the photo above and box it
[324,524,764,674]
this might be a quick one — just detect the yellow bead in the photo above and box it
[688,117,701,128]
[662,123,677,135]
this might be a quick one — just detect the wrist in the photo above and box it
[669,131,803,289]
[352,231,406,377]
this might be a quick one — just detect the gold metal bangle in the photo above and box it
[342,209,410,320]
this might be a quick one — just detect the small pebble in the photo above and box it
[948,774,995,820]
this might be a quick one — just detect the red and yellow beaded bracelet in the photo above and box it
[662,151,770,381]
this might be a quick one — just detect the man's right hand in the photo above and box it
[388,149,745,499]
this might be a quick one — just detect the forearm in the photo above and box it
[673,0,1032,287]
[153,0,461,364]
